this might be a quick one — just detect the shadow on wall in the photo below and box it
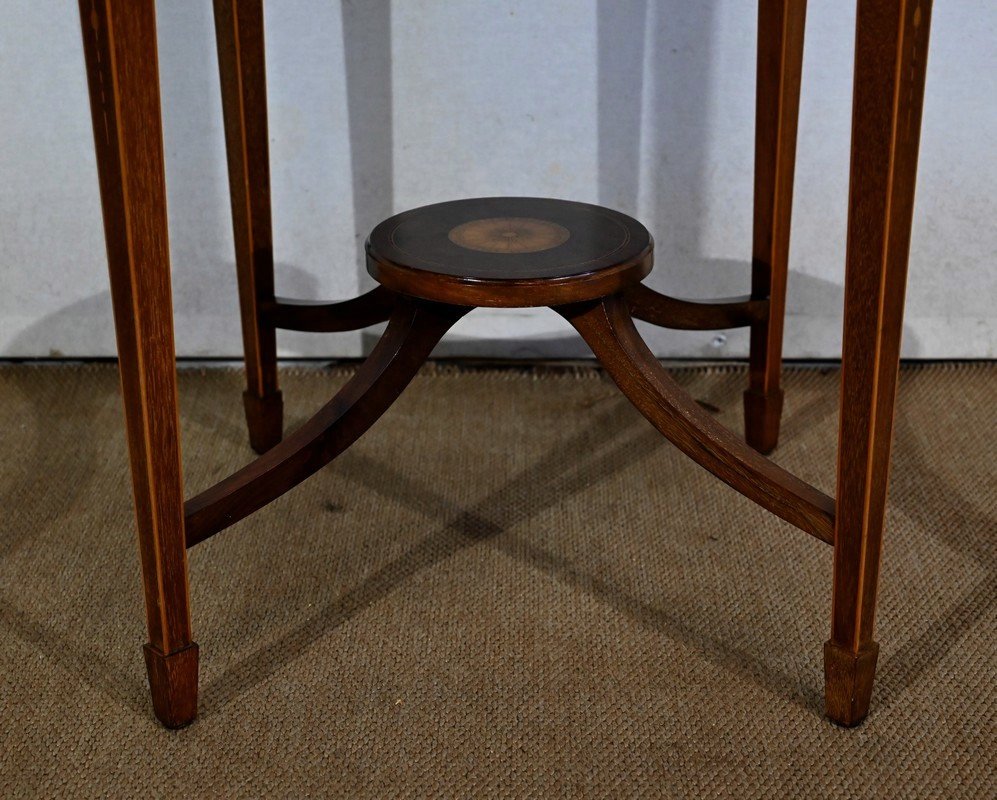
[421,0,919,358]
[2,262,319,362]
[426,269,890,360]
[592,0,921,359]
[598,0,721,293]
[342,0,393,295]
[8,1,920,361]
[8,270,897,362]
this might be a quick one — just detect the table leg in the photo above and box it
[825,0,932,726]
[79,0,198,728]
[214,0,283,453]
[745,0,807,454]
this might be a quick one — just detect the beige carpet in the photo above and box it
[0,362,993,798]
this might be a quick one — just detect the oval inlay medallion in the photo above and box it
[448,217,571,254]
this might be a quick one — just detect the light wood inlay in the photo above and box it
[448,217,570,254]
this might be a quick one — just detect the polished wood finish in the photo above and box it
[143,643,199,729]
[185,299,465,545]
[559,295,834,543]
[366,198,653,307]
[627,284,769,331]
[214,0,282,454]
[78,2,931,729]
[187,195,834,552]
[825,0,933,727]
[448,216,571,254]
[182,196,836,554]
[262,287,396,333]
[745,0,807,454]
[78,0,198,729]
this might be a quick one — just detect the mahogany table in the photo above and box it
[77,0,932,729]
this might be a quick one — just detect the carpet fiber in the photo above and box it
[1,362,994,797]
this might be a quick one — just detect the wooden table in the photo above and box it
[77,0,933,729]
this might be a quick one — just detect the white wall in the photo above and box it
[1,1,994,359]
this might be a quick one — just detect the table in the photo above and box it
[77,0,933,729]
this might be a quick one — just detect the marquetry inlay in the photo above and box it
[447,217,571,254]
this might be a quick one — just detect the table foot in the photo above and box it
[823,640,879,727]
[243,389,283,453]
[743,386,783,454]
[143,642,199,729]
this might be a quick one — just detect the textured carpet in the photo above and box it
[0,362,994,798]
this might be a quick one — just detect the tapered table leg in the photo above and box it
[744,0,807,454]
[79,0,198,728]
[214,0,283,453]
[826,0,932,727]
